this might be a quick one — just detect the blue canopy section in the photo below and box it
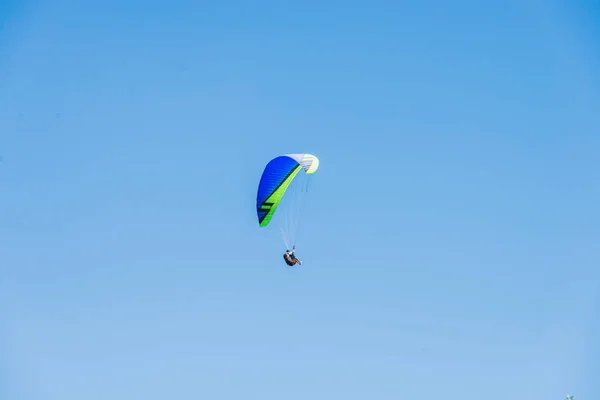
[256,155,300,225]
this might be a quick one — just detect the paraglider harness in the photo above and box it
[283,248,300,266]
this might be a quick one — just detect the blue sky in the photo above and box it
[1,0,599,399]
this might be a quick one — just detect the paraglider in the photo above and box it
[283,246,302,266]
[256,153,319,266]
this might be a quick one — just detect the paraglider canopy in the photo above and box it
[256,153,319,226]
[256,153,319,249]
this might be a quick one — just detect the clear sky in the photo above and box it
[1,0,599,399]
